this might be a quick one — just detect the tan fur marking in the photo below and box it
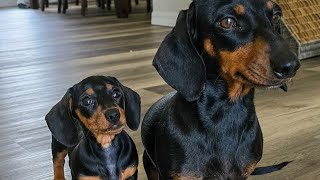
[227,80,251,102]
[219,37,272,101]
[204,38,216,57]
[79,176,102,180]
[53,149,68,180]
[85,88,95,95]
[120,166,137,180]
[243,162,258,177]
[234,4,245,15]
[95,133,115,148]
[106,83,113,90]
[266,1,274,10]
[76,106,111,133]
[75,106,126,148]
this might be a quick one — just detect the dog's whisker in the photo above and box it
[213,73,222,86]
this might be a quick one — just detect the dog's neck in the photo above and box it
[203,54,253,102]
[75,127,121,178]
[80,126,119,150]
[196,79,256,128]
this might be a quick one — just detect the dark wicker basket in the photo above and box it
[278,0,320,60]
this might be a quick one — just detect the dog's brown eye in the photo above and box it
[220,17,237,29]
[272,14,281,25]
[82,96,93,106]
[112,89,121,99]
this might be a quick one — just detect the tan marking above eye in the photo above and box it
[234,4,245,15]
[266,1,274,10]
[106,83,113,90]
[85,88,95,95]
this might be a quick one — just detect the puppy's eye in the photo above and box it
[112,89,121,99]
[272,13,281,25]
[82,96,93,106]
[219,17,238,29]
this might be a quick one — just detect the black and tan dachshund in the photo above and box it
[45,76,141,180]
[142,0,300,179]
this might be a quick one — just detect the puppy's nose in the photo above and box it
[105,109,120,123]
[273,59,300,79]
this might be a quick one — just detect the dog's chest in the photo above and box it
[100,147,120,179]
[180,134,238,162]
[175,127,261,179]
[179,145,250,179]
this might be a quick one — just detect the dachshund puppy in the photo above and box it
[142,0,300,179]
[45,76,141,180]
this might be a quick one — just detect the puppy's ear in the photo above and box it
[122,85,141,131]
[45,88,80,147]
[153,2,206,101]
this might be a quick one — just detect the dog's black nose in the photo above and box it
[105,109,120,122]
[273,59,300,79]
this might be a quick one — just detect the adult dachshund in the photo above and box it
[142,0,300,179]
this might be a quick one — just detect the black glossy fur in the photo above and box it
[142,0,300,179]
[46,76,141,180]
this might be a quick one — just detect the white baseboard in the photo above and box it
[151,11,178,27]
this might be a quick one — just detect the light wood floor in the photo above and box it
[0,3,320,180]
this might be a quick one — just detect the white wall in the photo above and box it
[1,0,190,25]
[0,0,16,7]
[152,0,192,27]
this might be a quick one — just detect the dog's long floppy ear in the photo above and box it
[45,88,80,147]
[153,2,206,102]
[122,85,141,131]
